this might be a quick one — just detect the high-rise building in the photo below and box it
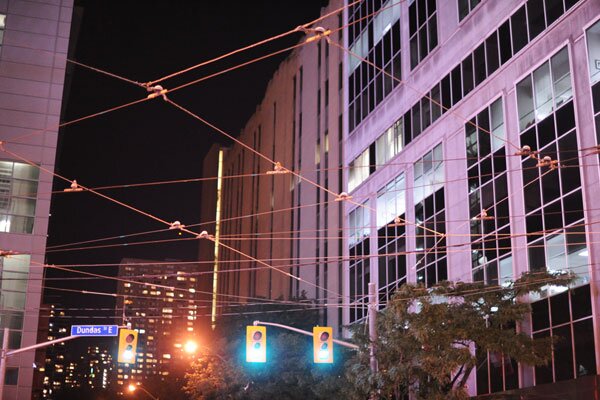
[201,0,345,331]
[77,345,112,391]
[115,258,201,392]
[37,304,69,399]
[0,1,73,399]
[343,0,600,396]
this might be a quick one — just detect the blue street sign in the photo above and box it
[70,325,119,337]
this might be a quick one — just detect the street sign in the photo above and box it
[70,325,119,337]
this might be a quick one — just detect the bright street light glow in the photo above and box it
[127,384,136,393]
[184,340,198,354]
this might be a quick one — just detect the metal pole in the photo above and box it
[138,385,159,400]
[368,282,378,399]
[253,320,359,350]
[0,327,9,400]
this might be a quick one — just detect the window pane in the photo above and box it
[510,7,528,54]
[574,319,597,377]
[498,21,512,64]
[485,32,499,76]
[490,98,504,152]
[551,48,572,107]
[4,368,17,385]
[533,63,553,122]
[462,55,474,95]
[474,43,486,85]
[587,21,600,84]
[517,76,535,131]
[527,0,546,40]
[458,0,469,20]
[544,0,563,26]
[553,325,574,381]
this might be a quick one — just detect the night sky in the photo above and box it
[43,0,328,342]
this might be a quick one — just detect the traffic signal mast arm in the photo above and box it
[252,320,358,350]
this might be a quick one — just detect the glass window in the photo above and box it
[533,63,553,122]
[348,148,370,192]
[0,14,5,46]
[466,98,510,285]
[531,285,596,384]
[414,144,445,287]
[409,0,438,69]
[349,203,371,323]
[348,1,402,132]
[458,0,482,21]
[527,0,546,40]
[414,143,443,204]
[377,174,405,227]
[0,161,39,234]
[517,48,572,132]
[587,21,600,85]
[0,255,30,312]
[510,6,528,54]
[4,368,17,385]
[375,118,403,167]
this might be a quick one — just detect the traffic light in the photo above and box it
[118,328,138,363]
[313,326,333,363]
[246,326,266,363]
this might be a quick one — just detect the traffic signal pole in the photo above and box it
[368,282,378,373]
[0,327,82,398]
[252,321,359,350]
[368,282,379,400]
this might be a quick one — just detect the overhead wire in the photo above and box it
[145,0,363,87]
[0,142,344,301]
[40,153,599,254]
[1,0,596,318]
[3,0,364,145]
[35,267,595,317]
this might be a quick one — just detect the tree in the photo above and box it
[346,271,574,400]
[184,299,351,400]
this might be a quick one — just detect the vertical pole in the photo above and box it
[368,282,378,399]
[0,327,10,399]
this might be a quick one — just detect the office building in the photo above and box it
[343,0,600,396]
[0,1,73,398]
[201,0,345,331]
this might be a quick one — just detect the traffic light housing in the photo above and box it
[246,326,266,363]
[118,328,138,363]
[313,326,333,363]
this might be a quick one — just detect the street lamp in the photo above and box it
[182,339,226,362]
[127,382,159,400]
[183,339,198,354]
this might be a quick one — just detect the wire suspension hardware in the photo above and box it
[297,26,332,43]
[146,84,169,100]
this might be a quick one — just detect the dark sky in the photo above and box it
[43,0,329,327]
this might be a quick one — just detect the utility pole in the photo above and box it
[0,328,9,400]
[368,282,379,399]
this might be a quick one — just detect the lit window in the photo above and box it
[0,161,39,234]
[517,48,572,131]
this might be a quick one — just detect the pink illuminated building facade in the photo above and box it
[343,0,600,396]
[0,1,73,399]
